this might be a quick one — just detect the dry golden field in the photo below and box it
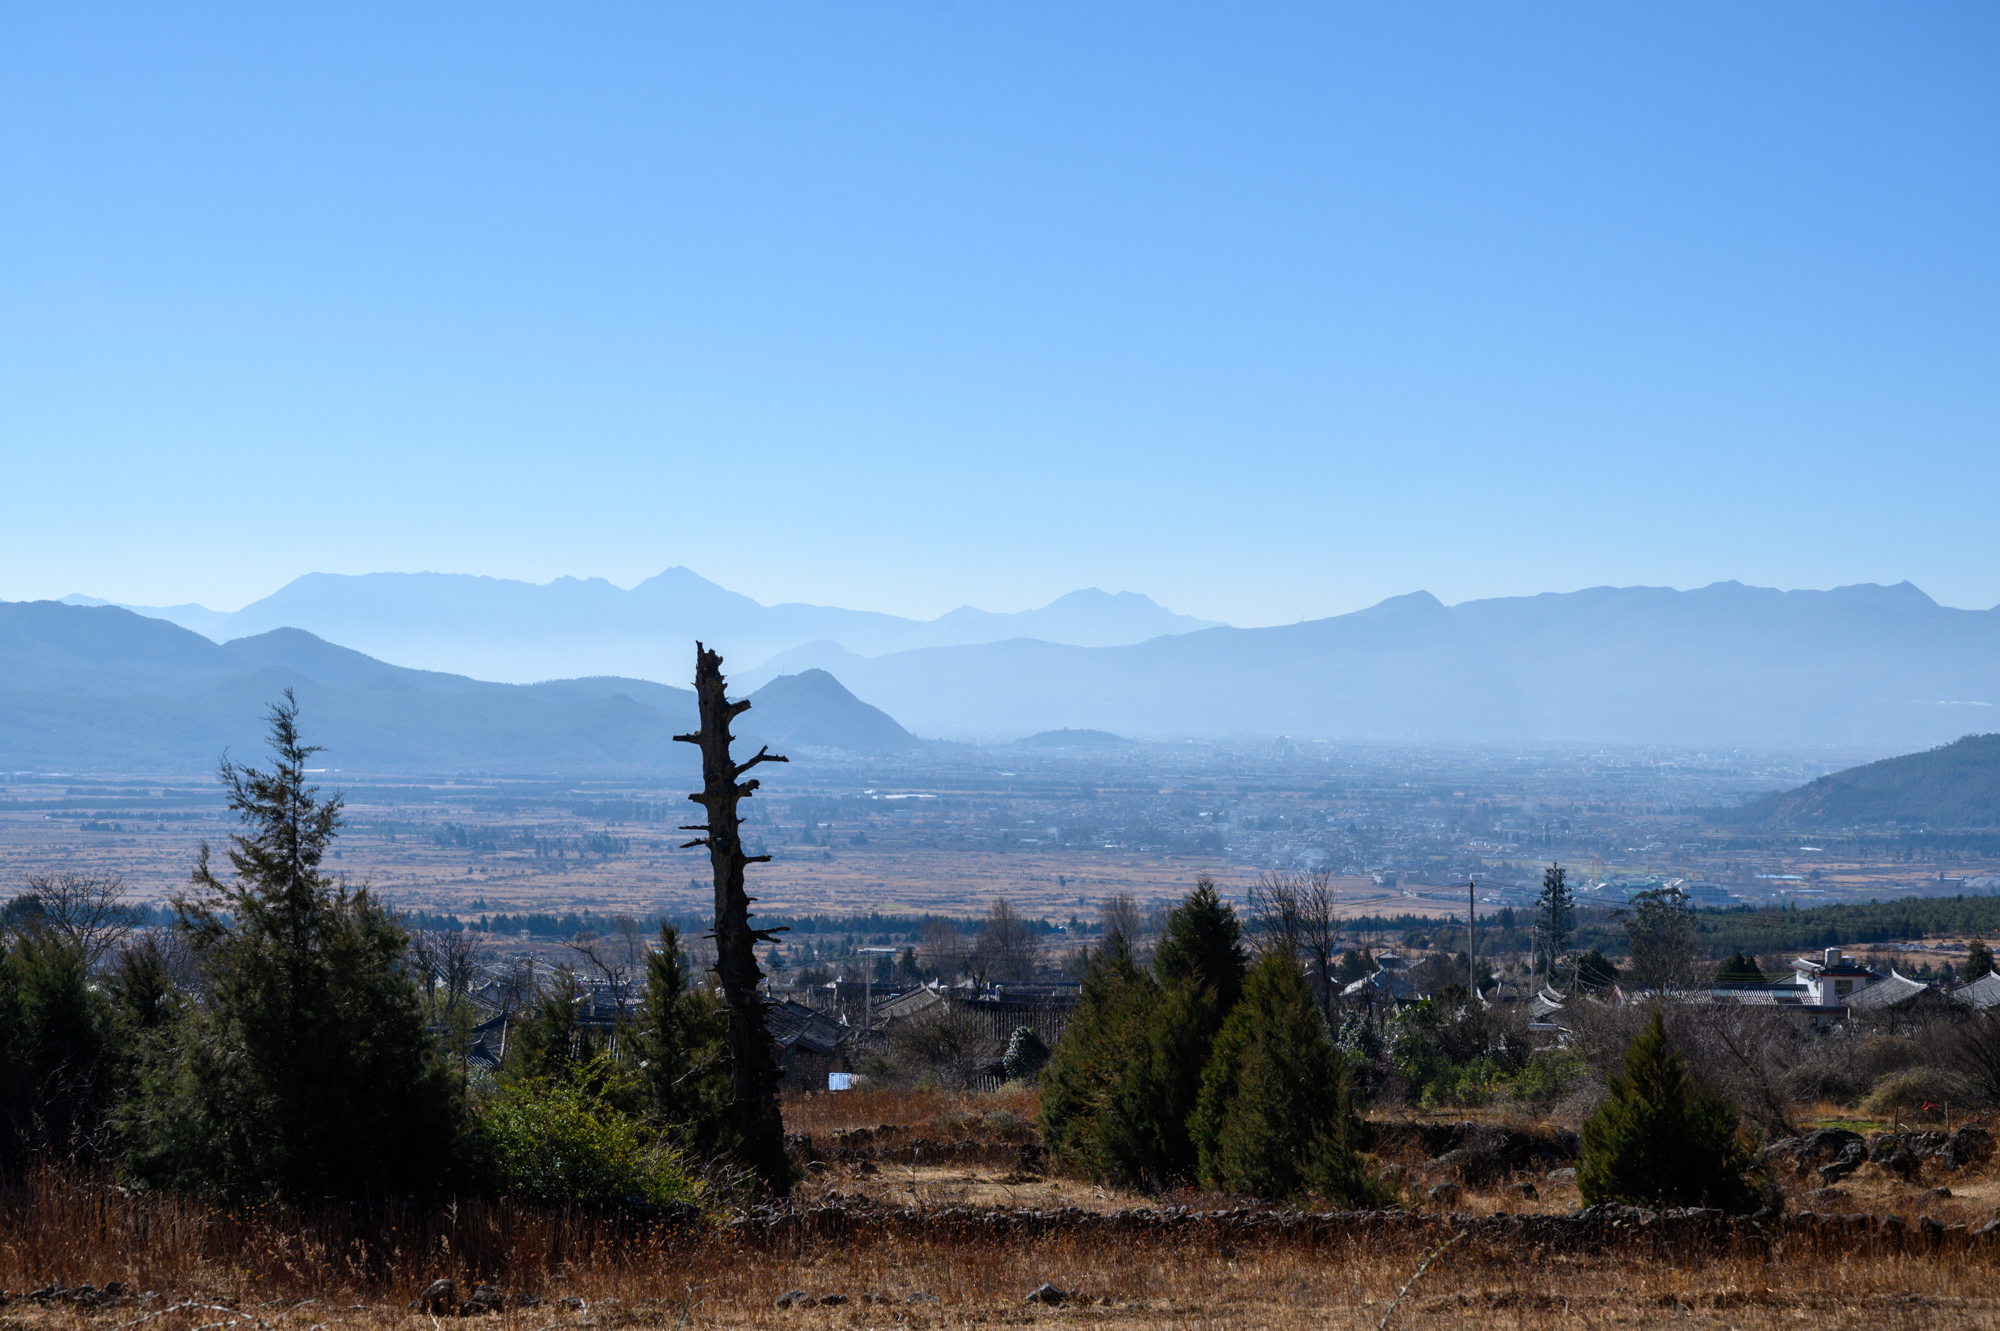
[6,1088,2000,1331]
[0,803,1247,923]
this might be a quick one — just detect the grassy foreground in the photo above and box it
[3,1088,2000,1329]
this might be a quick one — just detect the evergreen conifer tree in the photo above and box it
[1713,951,1767,985]
[1966,938,1993,983]
[1038,932,1157,1179]
[1153,876,1248,1013]
[1104,980,1218,1186]
[1191,952,1384,1205]
[123,693,464,1200]
[1105,878,1251,1186]
[1577,1009,1757,1211]
[633,924,730,1154]
[0,933,114,1173]
[506,979,588,1082]
[1534,862,1575,977]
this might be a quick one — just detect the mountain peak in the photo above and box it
[747,669,922,753]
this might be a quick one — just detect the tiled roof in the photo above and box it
[1844,970,1939,1010]
[1954,972,2000,1010]
[765,999,845,1057]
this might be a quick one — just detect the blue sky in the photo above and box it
[4,3,1995,625]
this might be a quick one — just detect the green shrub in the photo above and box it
[1508,1047,1589,1106]
[1001,1027,1050,1082]
[478,1074,697,1205]
[1388,992,1523,1108]
[1421,1055,1506,1109]
[1578,1011,1758,1212]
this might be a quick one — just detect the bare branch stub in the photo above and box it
[674,641,790,1196]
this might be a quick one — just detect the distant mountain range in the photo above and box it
[1724,732,2000,828]
[60,569,1220,682]
[0,602,919,772]
[736,581,2000,748]
[17,578,2000,760]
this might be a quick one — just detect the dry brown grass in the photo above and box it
[8,1089,2000,1329]
[780,1085,1039,1139]
[6,1171,2000,1330]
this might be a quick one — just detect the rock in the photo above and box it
[904,1290,940,1305]
[463,1284,505,1315]
[556,1296,587,1311]
[816,1295,849,1307]
[1024,1283,1069,1306]
[417,1280,457,1316]
[1885,1151,1924,1181]
[1514,1181,1538,1200]
[1545,1167,1576,1183]
[1923,1187,1953,1202]
[774,1290,814,1310]
[1434,1145,1506,1186]
[1946,1127,1995,1169]
[1426,1181,1464,1207]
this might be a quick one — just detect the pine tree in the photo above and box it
[1153,875,1248,1014]
[1966,938,1993,983]
[1577,1010,1757,1212]
[123,693,464,1200]
[1108,878,1251,1186]
[1191,952,1384,1205]
[506,976,588,1082]
[1534,862,1575,977]
[1713,951,1767,985]
[1103,979,1218,1186]
[0,933,114,1173]
[633,924,730,1154]
[1038,933,1157,1179]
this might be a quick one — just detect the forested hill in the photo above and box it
[1724,733,2000,829]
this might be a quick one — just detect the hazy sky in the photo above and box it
[5,3,1995,625]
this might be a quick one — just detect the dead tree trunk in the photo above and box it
[675,643,790,1196]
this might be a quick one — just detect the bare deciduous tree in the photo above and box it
[1248,869,1339,1013]
[970,898,1035,985]
[1099,893,1145,948]
[562,914,648,1019]
[919,915,965,977]
[21,871,137,966]
[410,926,491,1018]
[1620,887,1706,994]
[494,953,538,1017]
[885,1002,1001,1089]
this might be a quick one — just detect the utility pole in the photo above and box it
[1468,878,1477,999]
